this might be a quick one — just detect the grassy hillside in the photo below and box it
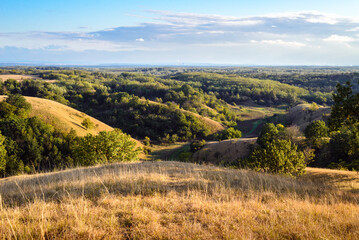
[0,161,358,239]
[192,138,256,165]
[0,74,41,81]
[286,103,331,131]
[0,95,113,136]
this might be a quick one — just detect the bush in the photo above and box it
[190,139,206,152]
[81,117,94,130]
[215,127,242,141]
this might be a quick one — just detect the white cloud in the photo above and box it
[346,27,359,32]
[323,35,355,43]
[2,10,359,64]
[251,39,306,47]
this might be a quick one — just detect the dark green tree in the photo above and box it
[328,81,359,131]
[304,120,329,145]
[249,139,306,176]
[256,123,279,147]
[0,133,7,176]
[328,124,359,171]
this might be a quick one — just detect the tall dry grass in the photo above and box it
[0,161,358,239]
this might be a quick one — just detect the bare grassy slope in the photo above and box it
[0,95,113,136]
[287,103,331,131]
[0,74,41,81]
[192,138,256,164]
[1,161,358,239]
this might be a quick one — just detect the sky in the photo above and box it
[1,0,359,65]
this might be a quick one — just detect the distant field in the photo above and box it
[0,74,40,81]
[0,161,358,239]
[0,74,56,83]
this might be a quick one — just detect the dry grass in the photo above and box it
[0,74,42,81]
[0,74,57,83]
[303,167,359,192]
[1,161,358,239]
[287,104,331,131]
[192,138,256,165]
[26,96,114,137]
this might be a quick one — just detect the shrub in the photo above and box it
[81,117,95,130]
[190,139,206,152]
[215,127,242,141]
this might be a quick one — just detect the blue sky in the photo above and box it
[1,0,359,65]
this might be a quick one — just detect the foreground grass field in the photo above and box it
[0,161,358,239]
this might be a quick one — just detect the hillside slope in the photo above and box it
[287,103,331,131]
[0,96,113,136]
[0,161,358,239]
[192,138,256,165]
[143,99,225,134]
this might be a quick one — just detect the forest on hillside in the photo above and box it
[0,66,359,176]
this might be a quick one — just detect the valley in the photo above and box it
[0,66,359,239]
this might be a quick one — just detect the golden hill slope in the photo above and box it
[0,96,113,136]
[0,161,358,239]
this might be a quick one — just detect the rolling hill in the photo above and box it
[192,138,256,165]
[0,95,113,136]
[286,103,331,131]
[0,161,357,239]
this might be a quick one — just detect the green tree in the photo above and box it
[249,139,306,176]
[328,81,359,131]
[256,123,279,147]
[6,94,31,117]
[328,124,359,171]
[0,133,8,176]
[73,130,141,166]
[190,139,206,152]
[304,120,328,145]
